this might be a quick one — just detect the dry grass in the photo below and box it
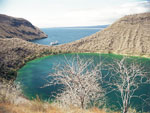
[0,102,109,113]
[0,79,139,113]
[0,79,107,113]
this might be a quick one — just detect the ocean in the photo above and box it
[31,26,107,45]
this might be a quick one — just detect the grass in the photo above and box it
[0,78,143,113]
[0,78,108,113]
[0,103,109,113]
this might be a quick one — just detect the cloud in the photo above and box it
[1,0,150,27]
[40,1,150,27]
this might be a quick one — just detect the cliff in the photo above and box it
[60,12,150,57]
[0,14,47,40]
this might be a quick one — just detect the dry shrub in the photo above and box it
[0,77,106,113]
[29,96,48,112]
[0,78,28,105]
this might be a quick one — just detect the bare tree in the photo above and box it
[46,55,104,109]
[44,55,150,112]
[104,57,150,113]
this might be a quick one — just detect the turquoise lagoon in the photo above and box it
[16,53,150,112]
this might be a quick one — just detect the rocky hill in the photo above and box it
[60,12,150,57]
[0,38,61,80]
[0,14,47,40]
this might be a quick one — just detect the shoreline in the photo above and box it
[16,51,150,75]
[2,41,150,81]
[16,52,150,102]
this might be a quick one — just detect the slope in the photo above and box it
[60,12,150,57]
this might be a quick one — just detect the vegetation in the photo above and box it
[46,55,104,109]
[0,56,150,113]
[43,56,150,113]
[0,78,111,113]
[102,57,150,113]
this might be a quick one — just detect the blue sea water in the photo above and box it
[31,27,105,45]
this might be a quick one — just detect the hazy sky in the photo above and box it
[0,0,150,28]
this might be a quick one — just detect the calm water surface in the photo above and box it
[16,53,150,112]
[31,28,103,45]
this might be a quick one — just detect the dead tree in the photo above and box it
[46,55,104,109]
[104,57,150,113]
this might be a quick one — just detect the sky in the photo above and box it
[0,0,150,28]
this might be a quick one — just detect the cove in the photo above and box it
[16,53,150,111]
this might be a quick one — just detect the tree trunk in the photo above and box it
[123,106,128,113]
[80,97,84,109]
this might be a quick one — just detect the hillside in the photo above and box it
[0,14,47,40]
[60,12,150,57]
[1,12,150,79]
[0,38,61,79]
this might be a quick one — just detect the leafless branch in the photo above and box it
[46,55,105,109]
